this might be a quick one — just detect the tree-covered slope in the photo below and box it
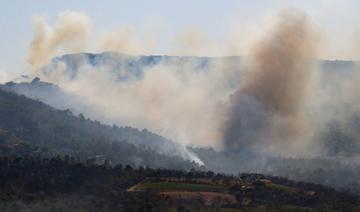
[0,88,199,170]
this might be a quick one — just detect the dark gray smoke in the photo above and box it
[223,10,318,154]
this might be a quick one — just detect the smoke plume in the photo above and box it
[39,57,239,149]
[25,9,337,158]
[27,10,91,71]
[223,10,319,155]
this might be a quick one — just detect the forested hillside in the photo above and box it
[0,88,199,170]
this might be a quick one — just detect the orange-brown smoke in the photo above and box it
[27,11,91,72]
[223,10,319,154]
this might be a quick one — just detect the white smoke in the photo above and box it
[27,10,92,71]
[25,9,360,162]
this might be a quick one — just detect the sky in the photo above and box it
[1,0,360,76]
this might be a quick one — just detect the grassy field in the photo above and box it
[269,183,298,193]
[135,182,228,192]
[160,191,237,206]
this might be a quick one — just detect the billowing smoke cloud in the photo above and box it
[27,9,360,161]
[40,56,240,149]
[223,10,319,155]
[27,10,91,71]
[26,10,245,149]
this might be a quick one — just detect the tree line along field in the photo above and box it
[0,155,358,211]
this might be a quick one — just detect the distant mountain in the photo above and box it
[321,59,355,74]
[41,52,235,81]
[41,52,356,80]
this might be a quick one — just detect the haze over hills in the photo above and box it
[2,2,360,210]
[10,52,360,154]
[2,52,360,195]
[2,77,360,195]
[0,86,202,169]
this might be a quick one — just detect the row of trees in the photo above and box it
[0,155,358,211]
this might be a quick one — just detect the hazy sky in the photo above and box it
[1,0,360,75]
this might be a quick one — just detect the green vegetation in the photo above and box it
[0,156,358,211]
[136,182,227,192]
[269,183,298,193]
